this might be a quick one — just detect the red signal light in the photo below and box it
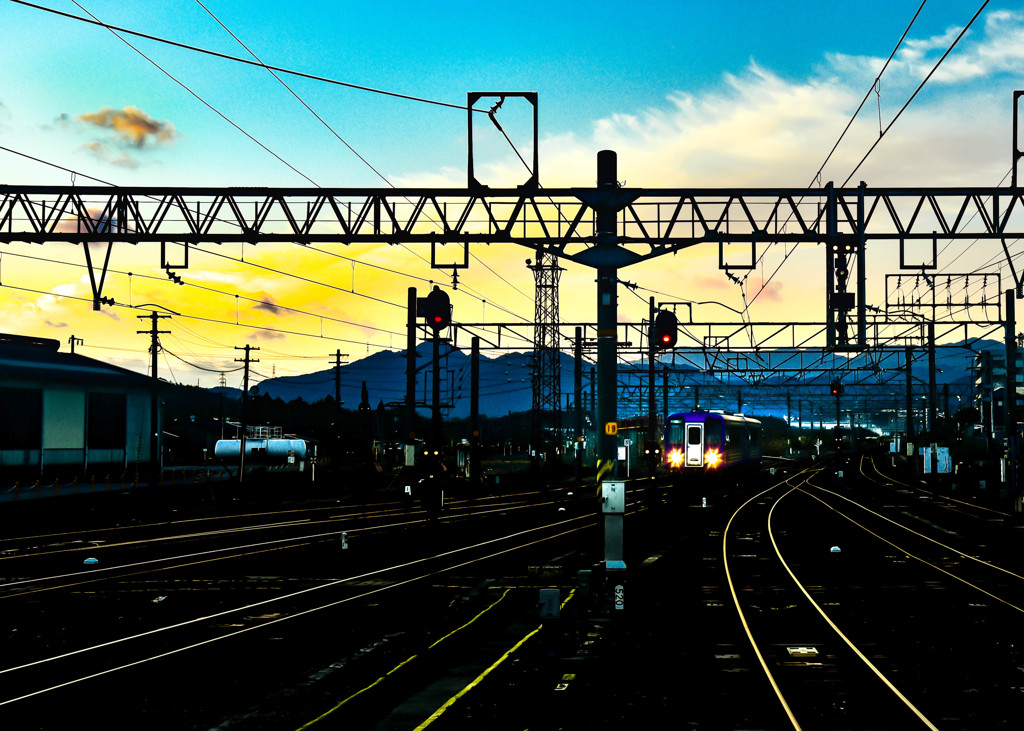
[423,286,451,332]
[652,309,677,350]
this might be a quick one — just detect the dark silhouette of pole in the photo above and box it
[787,391,792,454]
[662,370,669,432]
[574,327,583,482]
[331,349,348,406]
[928,323,937,435]
[1005,290,1018,508]
[406,287,417,445]
[905,346,915,447]
[470,336,480,488]
[647,297,657,474]
[431,334,441,448]
[137,311,169,482]
[235,344,258,484]
[596,150,619,482]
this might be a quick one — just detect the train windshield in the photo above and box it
[687,425,701,445]
[667,419,685,445]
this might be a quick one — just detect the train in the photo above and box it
[664,411,762,472]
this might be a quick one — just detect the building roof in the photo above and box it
[0,333,154,390]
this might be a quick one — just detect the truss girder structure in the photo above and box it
[529,251,563,458]
[451,319,1003,359]
[3,185,1024,263]
[613,369,974,425]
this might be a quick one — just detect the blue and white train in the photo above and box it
[664,411,762,472]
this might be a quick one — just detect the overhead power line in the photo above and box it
[741,0,991,314]
[0,249,404,338]
[69,0,318,186]
[841,0,990,186]
[11,0,480,114]
[0,281,391,350]
[191,3,535,315]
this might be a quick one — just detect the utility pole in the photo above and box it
[330,349,349,406]
[406,287,417,446]
[68,335,83,354]
[1005,290,1019,509]
[928,323,937,435]
[432,324,442,448]
[647,297,658,475]
[470,336,480,488]
[574,327,583,483]
[330,348,348,464]
[787,391,792,454]
[662,371,669,433]
[595,150,626,573]
[834,388,842,452]
[137,311,170,482]
[234,344,259,484]
[905,346,915,449]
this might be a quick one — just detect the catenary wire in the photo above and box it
[70,0,318,187]
[10,0,481,114]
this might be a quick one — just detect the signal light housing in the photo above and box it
[651,309,677,350]
[423,286,451,333]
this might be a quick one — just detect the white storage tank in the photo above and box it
[214,438,307,461]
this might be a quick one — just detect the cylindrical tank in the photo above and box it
[214,439,307,460]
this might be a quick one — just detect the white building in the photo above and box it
[0,333,156,476]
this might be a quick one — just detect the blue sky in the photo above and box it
[1,1,1022,387]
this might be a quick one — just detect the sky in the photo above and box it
[1,0,1022,391]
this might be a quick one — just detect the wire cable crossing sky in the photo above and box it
[0,0,1022,387]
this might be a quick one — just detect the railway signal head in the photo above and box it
[652,309,678,350]
[830,380,844,396]
[424,286,451,333]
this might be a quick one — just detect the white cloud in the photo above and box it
[398,11,1023,192]
[830,10,1024,86]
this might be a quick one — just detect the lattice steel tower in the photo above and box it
[528,252,564,462]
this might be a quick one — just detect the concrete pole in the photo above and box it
[406,287,417,444]
[1005,291,1019,508]
[595,150,624,571]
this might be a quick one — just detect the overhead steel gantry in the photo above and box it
[2,164,1024,457]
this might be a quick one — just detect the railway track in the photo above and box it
[5,459,1024,729]
[693,459,1024,730]
[0,485,605,729]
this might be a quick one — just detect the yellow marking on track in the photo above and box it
[297,587,526,730]
[428,588,513,649]
[414,626,541,730]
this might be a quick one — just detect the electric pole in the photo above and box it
[470,336,481,488]
[137,311,170,482]
[234,344,259,484]
[68,335,83,354]
[330,349,349,406]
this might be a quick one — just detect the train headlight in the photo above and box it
[705,449,722,468]
[667,449,684,468]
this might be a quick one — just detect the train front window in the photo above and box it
[687,426,701,445]
[668,419,685,445]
